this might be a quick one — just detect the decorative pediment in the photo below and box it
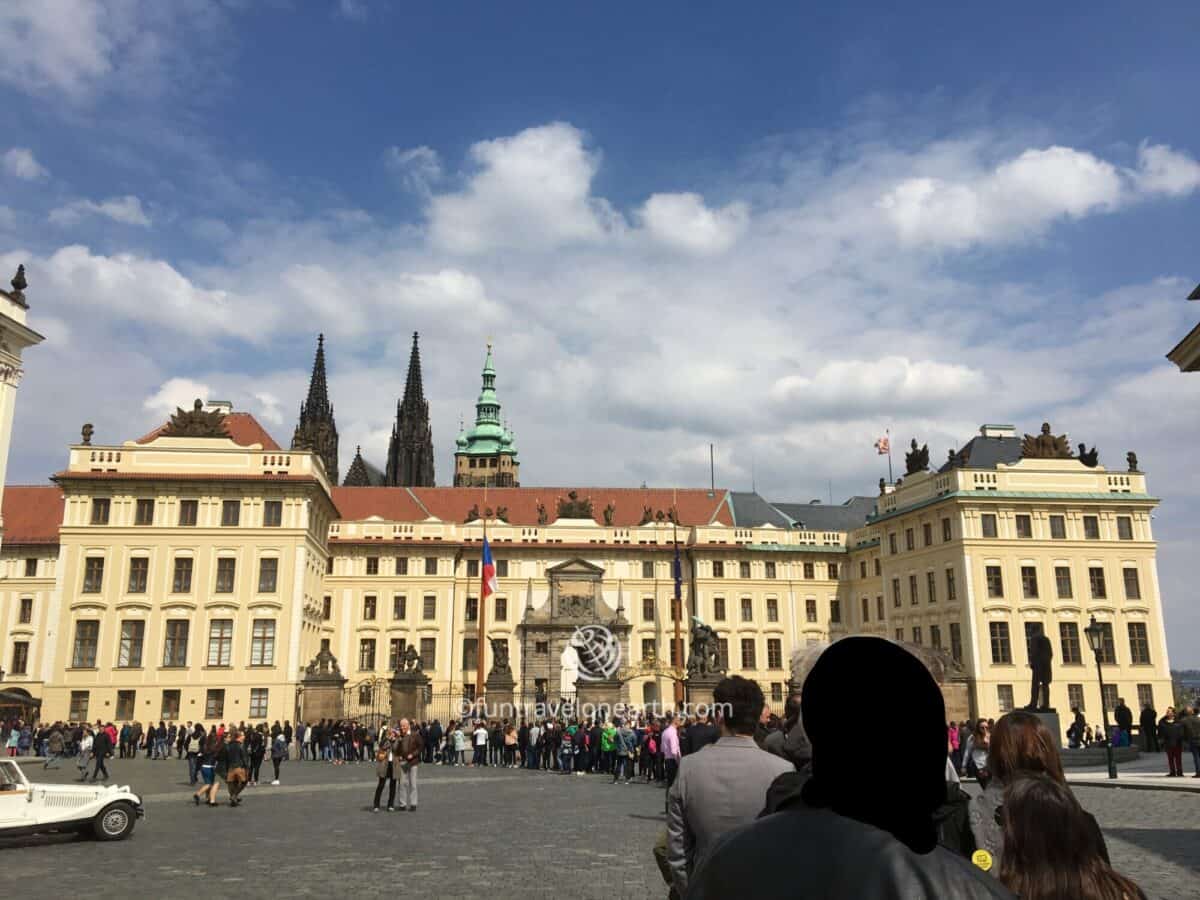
[546,558,605,577]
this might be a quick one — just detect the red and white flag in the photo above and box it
[875,435,890,455]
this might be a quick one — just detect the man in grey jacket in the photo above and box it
[666,676,791,898]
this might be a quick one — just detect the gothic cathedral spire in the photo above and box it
[385,331,436,486]
[291,333,340,484]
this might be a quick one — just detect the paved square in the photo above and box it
[2,756,1197,898]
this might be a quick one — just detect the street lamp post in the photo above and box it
[1083,615,1118,780]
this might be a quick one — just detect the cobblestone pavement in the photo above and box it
[4,756,1198,898]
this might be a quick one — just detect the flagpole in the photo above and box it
[475,484,487,711]
[672,487,683,706]
[886,428,893,483]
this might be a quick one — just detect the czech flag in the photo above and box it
[481,536,498,601]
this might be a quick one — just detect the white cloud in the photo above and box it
[770,357,986,415]
[878,142,1200,248]
[1131,142,1200,197]
[49,195,151,227]
[428,122,623,253]
[143,378,213,418]
[639,192,749,255]
[337,0,369,21]
[384,145,442,196]
[252,391,284,426]
[3,147,49,179]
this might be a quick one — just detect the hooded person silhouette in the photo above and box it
[686,637,1012,899]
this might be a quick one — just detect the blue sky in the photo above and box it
[2,1,1199,664]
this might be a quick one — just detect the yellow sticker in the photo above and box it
[971,849,993,872]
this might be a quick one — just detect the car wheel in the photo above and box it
[93,801,136,841]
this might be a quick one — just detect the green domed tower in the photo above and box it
[453,343,520,487]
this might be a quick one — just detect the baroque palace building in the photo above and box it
[0,330,1177,728]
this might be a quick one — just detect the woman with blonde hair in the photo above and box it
[1000,774,1143,899]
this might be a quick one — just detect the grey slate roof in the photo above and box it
[771,495,877,532]
[728,491,793,528]
[938,435,1023,473]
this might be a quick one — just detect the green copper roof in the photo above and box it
[459,343,518,458]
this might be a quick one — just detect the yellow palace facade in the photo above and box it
[0,408,1174,728]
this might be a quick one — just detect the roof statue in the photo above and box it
[603,502,615,526]
[904,439,930,475]
[80,423,93,446]
[161,399,229,439]
[9,264,27,303]
[557,490,593,519]
[1127,451,1139,472]
[1077,443,1099,468]
[1021,422,1073,459]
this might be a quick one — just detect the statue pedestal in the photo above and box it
[390,669,431,723]
[684,673,723,711]
[1029,708,1063,748]
[300,672,346,723]
[576,678,623,718]
[484,669,516,717]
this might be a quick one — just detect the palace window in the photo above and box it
[805,598,817,623]
[950,623,962,662]
[1123,568,1141,601]
[712,560,724,578]
[258,558,278,593]
[221,499,241,527]
[70,691,90,722]
[888,533,897,555]
[804,562,815,579]
[739,561,751,579]
[876,596,884,620]
[178,499,198,526]
[91,498,110,525]
[250,620,275,666]
[642,560,654,579]
[419,637,436,669]
[1055,566,1073,599]
[985,566,1004,598]
[643,596,655,621]
[942,518,952,542]
[205,689,225,719]
[322,596,332,620]
[23,558,36,577]
[82,557,105,593]
[1083,516,1100,540]
[467,559,479,578]
[393,595,406,620]
[766,597,779,622]
[462,638,478,671]
[395,557,409,576]
[135,498,155,526]
[1117,516,1134,541]
[1059,622,1082,664]
[1021,566,1039,599]
[423,595,437,620]
[11,641,30,675]
[424,557,438,576]
[127,557,149,593]
[740,638,756,670]
[874,558,881,576]
[163,620,189,667]
[263,500,283,527]
[72,620,99,668]
[922,523,933,546]
[981,514,997,538]
[366,557,379,575]
[497,560,508,577]
[909,574,919,606]
[1089,567,1107,600]
[207,619,233,666]
[1068,684,1085,712]
[892,577,901,608]
[930,625,942,649]
[860,561,867,578]
[363,595,377,620]
[997,685,1015,713]
[861,597,870,621]
[1128,623,1151,665]
[767,639,783,669]
[741,597,753,621]
[18,597,32,624]
[905,529,914,551]
[926,571,937,604]
[1136,684,1153,710]
[642,638,656,661]
[173,557,193,593]
[946,568,957,601]
[1049,515,1066,539]
[117,620,144,668]
[535,641,549,655]
[912,626,922,645]
[215,558,236,593]
[388,638,406,670]
[1095,622,1116,665]
[495,597,507,621]
[989,622,1012,664]
[1015,514,1032,539]
[828,563,839,579]
[359,638,376,671]
[830,599,841,623]
[713,597,726,621]
[465,597,478,622]
[249,688,269,719]
[161,690,181,721]
[765,561,777,579]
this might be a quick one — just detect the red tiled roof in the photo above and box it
[135,412,281,450]
[335,486,731,527]
[331,487,430,522]
[1,485,64,545]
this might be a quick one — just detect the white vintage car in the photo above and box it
[0,758,143,841]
